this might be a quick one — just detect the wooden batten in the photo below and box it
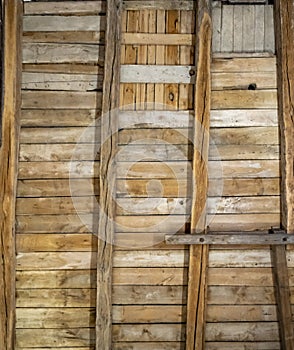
[272,1,294,348]
[96,1,121,349]
[186,1,212,349]
[0,1,22,350]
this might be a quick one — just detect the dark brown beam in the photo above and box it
[96,1,121,349]
[0,1,22,349]
[186,1,212,349]
[273,1,294,348]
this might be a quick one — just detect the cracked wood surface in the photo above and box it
[0,1,22,349]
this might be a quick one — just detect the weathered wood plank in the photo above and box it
[22,91,101,109]
[16,289,95,307]
[16,329,95,348]
[17,179,98,197]
[23,31,105,44]
[205,343,280,350]
[0,2,22,349]
[23,15,105,32]
[96,1,121,348]
[22,72,103,91]
[23,43,105,64]
[122,33,193,45]
[24,1,106,15]
[211,90,277,109]
[16,270,96,289]
[120,65,194,83]
[16,308,96,328]
[21,109,98,127]
[123,1,194,10]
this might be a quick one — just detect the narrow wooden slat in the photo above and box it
[123,1,194,10]
[187,2,211,349]
[0,2,22,349]
[96,1,121,349]
[23,31,105,44]
[273,2,294,348]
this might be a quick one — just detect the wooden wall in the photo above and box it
[14,1,285,349]
[15,1,105,348]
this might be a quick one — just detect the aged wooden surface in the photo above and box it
[0,1,22,349]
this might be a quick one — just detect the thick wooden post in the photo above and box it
[0,1,22,349]
[186,1,212,349]
[96,0,121,349]
[272,0,294,348]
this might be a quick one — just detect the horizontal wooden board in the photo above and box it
[205,342,280,350]
[16,329,95,347]
[210,109,278,127]
[22,72,103,91]
[208,267,276,286]
[208,196,279,214]
[16,289,96,307]
[118,110,193,129]
[207,213,280,231]
[209,160,280,178]
[113,344,185,350]
[113,267,187,285]
[23,63,103,75]
[17,179,98,197]
[212,57,276,73]
[16,214,95,233]
[112,324,184,342]
[20,127,98,144]
[16,233,97,252]
[118,128,190,145]
[211,127,279,145]
[206,322,279,342]
[23,16,105,32]
[212,72,276,90]
[23,43,104,64]
[21,91,101,109]
[112,305,186,323]
[211,90,277,109]
[207,286,277,304]
[19,144,98,161]
[113,286,187,305]
[116,197,190,215]
[206,305,278,322]
[123,1,194,10]
[16,308,95,328]
[16,270,96,289]
[24,1,106,15]
[122,33,193,45]
[16,252,95,270]
[23,31,105,44]
[18,161,99,179]
[20,109,98,127]
[120,65,194,83]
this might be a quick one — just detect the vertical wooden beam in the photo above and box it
[186,1,212,350]
[0,1,22,350]
[96,0,121,349]
[272,1,294,348]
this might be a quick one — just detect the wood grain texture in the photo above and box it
[96,1,121,349]
[0,1,22,349]
[186,2,211,350]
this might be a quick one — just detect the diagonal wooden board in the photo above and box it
[186,1,212,349]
